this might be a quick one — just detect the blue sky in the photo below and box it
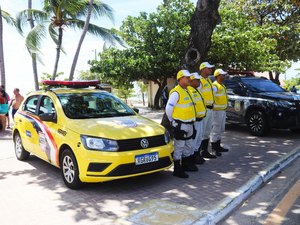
[1,0,299,95]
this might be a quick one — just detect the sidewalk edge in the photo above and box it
[193,147,300,225]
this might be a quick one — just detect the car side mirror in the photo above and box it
[132,107,139,114]
[39,113,57,123]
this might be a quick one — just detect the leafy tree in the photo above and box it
[113,86,134,104]
[90,0,195,108]
[137,81,148,106]
[208,2,285,73]
[230,0,300,83]
[16,0,119,80]
[0,7,15,87]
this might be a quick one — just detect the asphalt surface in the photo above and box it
[0,108,299,225]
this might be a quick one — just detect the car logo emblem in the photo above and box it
[140,138,149,148]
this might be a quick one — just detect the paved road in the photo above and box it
[0,110,300,225]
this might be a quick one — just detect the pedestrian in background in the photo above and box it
[0,85,10,129]
[166,70,196,178]
[9,88,24,120]
[188,72,207,165]
[198,62,219,158]
[290,86,297,93]
[161,86,169,108]
[211,69,229,154]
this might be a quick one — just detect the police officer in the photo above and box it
[198,62,219,158]
[188,72,207,165]
[211,69,229,153]
[166,70,197,178]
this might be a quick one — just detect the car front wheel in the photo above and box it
[60,149,83,189]
[14,132,30,160]
[246,110,269,136]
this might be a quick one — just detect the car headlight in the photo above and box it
[164,130,171,144]
[81,135,119,151]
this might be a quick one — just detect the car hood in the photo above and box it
[66,115,165,139]
[256,92,300,101]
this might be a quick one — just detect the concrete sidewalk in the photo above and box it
[0,109,299,225]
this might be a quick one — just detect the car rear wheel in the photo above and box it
[60,149,83,189]
[14,132,30,160]
[246,110,268,136]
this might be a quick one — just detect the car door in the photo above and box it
[224,79,246,122]
[36,95,59,165]
[18,95,41,155]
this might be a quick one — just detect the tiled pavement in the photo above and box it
[0,109,299,225]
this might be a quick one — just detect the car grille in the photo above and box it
[117,134,166,151]
[87,162,111,172]
[106,156,172,176]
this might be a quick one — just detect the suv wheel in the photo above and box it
[60,149,83,189]
[14,132,30,160]
[246,111,268,136]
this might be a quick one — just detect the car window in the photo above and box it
[57,92,136,119]
[242,78,285,92]
[38,96,56,115]
[23,95,39,114]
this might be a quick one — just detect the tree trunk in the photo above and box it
[52,27,63,80]
[0,8,6,86]
[153,79,167,109]
[182,0,221,71]
[268,71,280,85]
[142,92,145,106]
[69,0,94,81]
[28,0,39,90]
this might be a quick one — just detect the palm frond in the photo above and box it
[25,24,47,54]
[16,9,49,34]
[48,24,59,45]
[68,19,123,46]
[1,9,15,26]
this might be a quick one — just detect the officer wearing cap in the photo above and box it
[198,62,219,158]
[188,72,207,165]
[211,69,229,154]
[165,70,197,178]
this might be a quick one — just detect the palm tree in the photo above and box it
[17,0,121,80]
[0,7,15,87]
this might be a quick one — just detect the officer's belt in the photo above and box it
[196,118,203,122]
[206,105,213,109]
[174,119,194,125]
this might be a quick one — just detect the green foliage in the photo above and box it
[113,86,134,104]
[90,0,194,88]
[208,1,294,73]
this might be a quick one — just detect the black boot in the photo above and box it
[200,139,217,159]
[182,156,198,172]
[173,160,189,178]
[217,140,229,152]
[211,142,222,157]
[193,150,205,165]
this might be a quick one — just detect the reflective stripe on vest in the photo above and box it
[170,85,196,122]
[187,86,207,119]
[213,81,228,110]
[200,77,214,106]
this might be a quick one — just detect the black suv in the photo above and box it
[221,76,300,136]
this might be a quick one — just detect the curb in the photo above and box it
[193,146,300,225]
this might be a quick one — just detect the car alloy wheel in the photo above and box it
[14,132,30,160]
[247,111,268,136]
[60,149,82,189]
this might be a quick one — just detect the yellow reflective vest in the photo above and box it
[213,81,228,110]
[200,77,214,107]
[170,85,196,122]
[187,86,207,119]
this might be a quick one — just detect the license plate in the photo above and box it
[135,152,159,165]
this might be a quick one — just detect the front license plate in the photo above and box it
[135,152,159,165]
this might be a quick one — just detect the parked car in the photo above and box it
[13,80,173,189]
[216,75,300,136]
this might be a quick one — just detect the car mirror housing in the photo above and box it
[39,113,57,123]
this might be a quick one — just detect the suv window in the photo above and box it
[242,78,285,92]
[23,95,39,114]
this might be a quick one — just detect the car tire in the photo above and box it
[246,110,268,136]
[14,132,30,160]
[60,149,83,189]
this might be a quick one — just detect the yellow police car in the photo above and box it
[13,80,173,189]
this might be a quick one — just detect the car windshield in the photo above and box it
[57,92,136,119]
[242,78,285,92]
